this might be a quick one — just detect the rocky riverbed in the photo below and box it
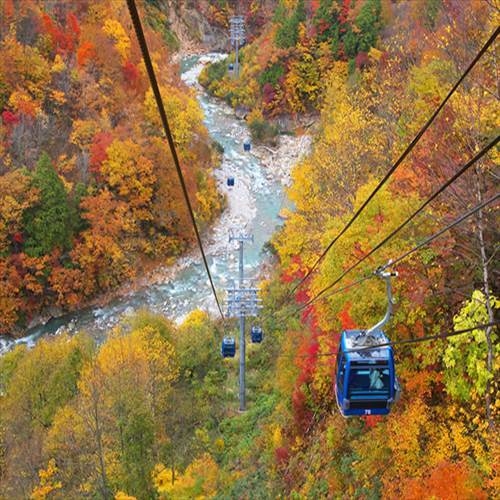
[0,54,311,355]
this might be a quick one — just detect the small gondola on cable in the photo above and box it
[228,63,234,72]
[227,177,235,187]
[250,325,263,343]
[335,269,401,416]
[221,336,236,358]
[243,138,251,152]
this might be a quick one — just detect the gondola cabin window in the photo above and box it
[347,365,390,399]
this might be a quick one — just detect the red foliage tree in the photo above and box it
[338,302,356,330]
[2,110,19,126]
[274,446,290,468]
[401,460,487,499]
[89,131,113,176]
[66,12,80,40]
[262,83,276,108]
[355,51,370,69]
[339,0,351,29]
[76,41,95,67]
[3,0,14,20]
[41,11,80,54]
[122,60,139,89]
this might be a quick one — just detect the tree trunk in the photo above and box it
[474,168,495,432]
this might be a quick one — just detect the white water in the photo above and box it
[0,54,310,355]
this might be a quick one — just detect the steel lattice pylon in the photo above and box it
[229,15,245,78]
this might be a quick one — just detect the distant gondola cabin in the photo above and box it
[221,336,236,358]
[227,177,235,187]
[335,329,400,416]
[228,63,234,72]
[250,326,263,343]
[243,139,251,151]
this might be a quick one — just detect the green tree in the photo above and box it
[160,311,227,479]
[343,28,358,59]
[314,0,340,44]
[443,290,499,401]
[23,152,73,257]
[355,0,382,53]
[275,0,306,49]
[258,62,285,89]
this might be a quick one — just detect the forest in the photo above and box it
[0,0,223,335]
[0,0,498,498]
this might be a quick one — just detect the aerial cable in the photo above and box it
[126,0,225,320]
[291,136,499,311]
[274,274,372,321]
[289,25,500,297]
[345,321,498,353]
[382,192,499,270]
[284,192,499,318]
[288,322,498,361]
[290,322,499,362]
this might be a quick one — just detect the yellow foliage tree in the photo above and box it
[0,169,39,252]
[100,139,156,225]
[31,459,62,500]
[143,85,204,147]
[154,453,219,499]
[284,25,322,113]
[75,325,179,496]
[102,19,130,60]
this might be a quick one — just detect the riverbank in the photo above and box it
[89,55,313,300]
[0,54,312,355]
[141,131,311,290]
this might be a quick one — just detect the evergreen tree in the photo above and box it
[275,0,306,49]
[23,152,73,257]
[355,0,382,52]
[314,0,340,44]
[343,28,358,58]
[68,182,88,235]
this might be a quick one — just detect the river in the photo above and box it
[0,54,310,355]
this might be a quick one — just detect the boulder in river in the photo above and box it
[235,105,250,120]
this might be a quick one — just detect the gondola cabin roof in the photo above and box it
[340,329,393,362]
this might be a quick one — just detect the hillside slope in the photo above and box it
[0,0,223,335]
[0,0,498,498]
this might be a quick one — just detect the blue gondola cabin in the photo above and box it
[243,139,251,152]
[221,336,236,358]
[228,63,234,72]
[250,326,263,343]
[227,177,235,187]
[335,329,400,416]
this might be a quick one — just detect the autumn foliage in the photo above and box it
[263,0,498,498]
[200,0,384,125]
[0,0,498,498]
[0,0,223,334]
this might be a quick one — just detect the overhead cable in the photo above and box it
[289,26,500,296]
[294,136,499,309]
[383,193,499,270]
[126,0,225,319]
[290,192,499,316]
[287,322,498,362]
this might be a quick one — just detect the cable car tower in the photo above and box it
[226,229,261,411]
[229,15,245,78]
[335,267,401,416]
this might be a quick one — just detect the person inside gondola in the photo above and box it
[369,368,384,390]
